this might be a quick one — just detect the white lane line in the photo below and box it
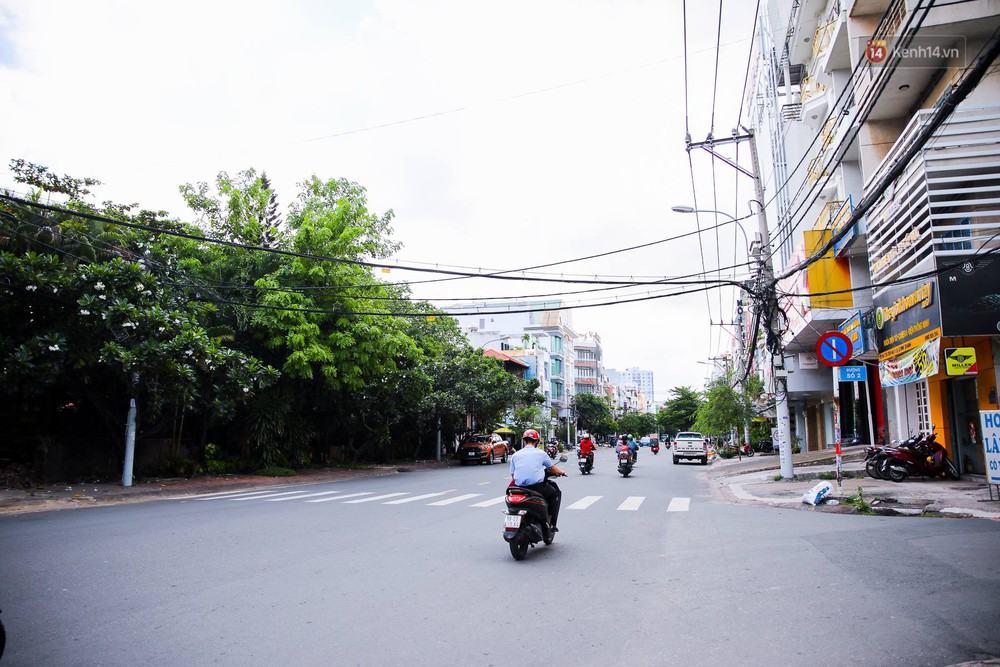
[617,496,645,511]
[470,496,506,507]
[306,492,374,503]
[384,491,453,505]
[343,492,409,504]
[477,482,492,486]
[192,489,287,501]
[265,491,345,502]
[187,489,277,500]
[230,490,319,501]
[427,493,482,506]
[567,496,603,510]
[667,497,691,512]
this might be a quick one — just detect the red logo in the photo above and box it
[866,39,888,64]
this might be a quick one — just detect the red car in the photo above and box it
[458,433,510,465]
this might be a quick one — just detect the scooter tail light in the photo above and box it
[507,493,528,503]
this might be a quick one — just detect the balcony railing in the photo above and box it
[866,105,1000,287]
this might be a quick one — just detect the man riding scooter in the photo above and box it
[578,434,596,471]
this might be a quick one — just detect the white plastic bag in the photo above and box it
[802,481,834,506]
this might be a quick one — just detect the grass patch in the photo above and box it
[255,466,297,477]
[817,471,837,480]
[773,474,783,481]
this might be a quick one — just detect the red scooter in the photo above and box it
[651,443,660,455]
[879,432,960,482]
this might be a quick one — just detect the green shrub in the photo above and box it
[845,487,874,514]
[818,471,836,480]
[718,448,736,459]
[773,474,783,481]
[255,466,297,477]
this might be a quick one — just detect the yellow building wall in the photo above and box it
[927,336,997,456]
[804,229,854,308]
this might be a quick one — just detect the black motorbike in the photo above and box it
[503,470,566,561]
[1,607,6,662]
[617,448,633,477]
[577,449,594,474]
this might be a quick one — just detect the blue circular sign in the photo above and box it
[816,331,852,367]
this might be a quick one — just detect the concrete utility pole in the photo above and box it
[685,128,795,478]
[745,128,794,479]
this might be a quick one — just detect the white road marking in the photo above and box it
[567,495,603,510]
[187,489,280,500]
[667,497,691,512]
[192,489,288,501]
[342,492,409,504]
[230,490,319,501]
[427,493,482,506]
[265,491,345,502]
[384,491,454,504]
[306,492,374,503]
[470,496,506,507]
[617,496,645,511]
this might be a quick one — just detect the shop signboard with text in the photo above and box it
[838,310,866,358]
[873,278,942,361]
[879,336,941,387]
[937,256,1000,336]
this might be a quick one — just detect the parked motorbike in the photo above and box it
[577,449,594,474]
[880,432,960,482]
[503,469,566,560]
[651,443,660,455]
[617,448,633,477]
[867,433,923,480]
[738,442,755,457]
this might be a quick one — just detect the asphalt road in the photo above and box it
[2,446,999,666]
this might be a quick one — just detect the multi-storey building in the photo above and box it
[573,333,605,396]
[449,300,578,431]
[623,367,655,413]
[748,0,1000,472]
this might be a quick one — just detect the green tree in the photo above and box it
[573,392,612,434]
[619,412,657,437]
[657,386,703,436]
[692,377,743,439]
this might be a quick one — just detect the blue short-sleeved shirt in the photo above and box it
[509,445,552,486]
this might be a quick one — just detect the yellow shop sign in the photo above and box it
[944,347,977,376]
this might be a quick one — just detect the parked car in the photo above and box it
[672,431,709,465]
[458,433,509,465]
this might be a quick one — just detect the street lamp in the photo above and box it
[671,205,754,259]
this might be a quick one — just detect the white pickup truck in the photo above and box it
[672,431,708,465]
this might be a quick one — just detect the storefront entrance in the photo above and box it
[948,377,984,475]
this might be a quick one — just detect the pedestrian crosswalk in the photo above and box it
[181,487,693,512]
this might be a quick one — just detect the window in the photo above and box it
[553,359,562,376]
[915,380,931,432]
[552,336,562,354]
[576,367,595,379]
[551,381,563,401]
[478,318,485,330]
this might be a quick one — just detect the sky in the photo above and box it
[0,0,763,400]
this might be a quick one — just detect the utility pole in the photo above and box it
[745,127,794,479]
[687,128,795,478]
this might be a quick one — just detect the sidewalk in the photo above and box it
[0,460,456,515]
[707,446,1000,520]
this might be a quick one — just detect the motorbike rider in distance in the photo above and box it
[510,429,566,531]
[579,434,596,469]
[627,434,639,463]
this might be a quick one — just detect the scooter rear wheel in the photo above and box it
[509,532,529,560]
[866,458,884,480]
[883,460,907,482]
